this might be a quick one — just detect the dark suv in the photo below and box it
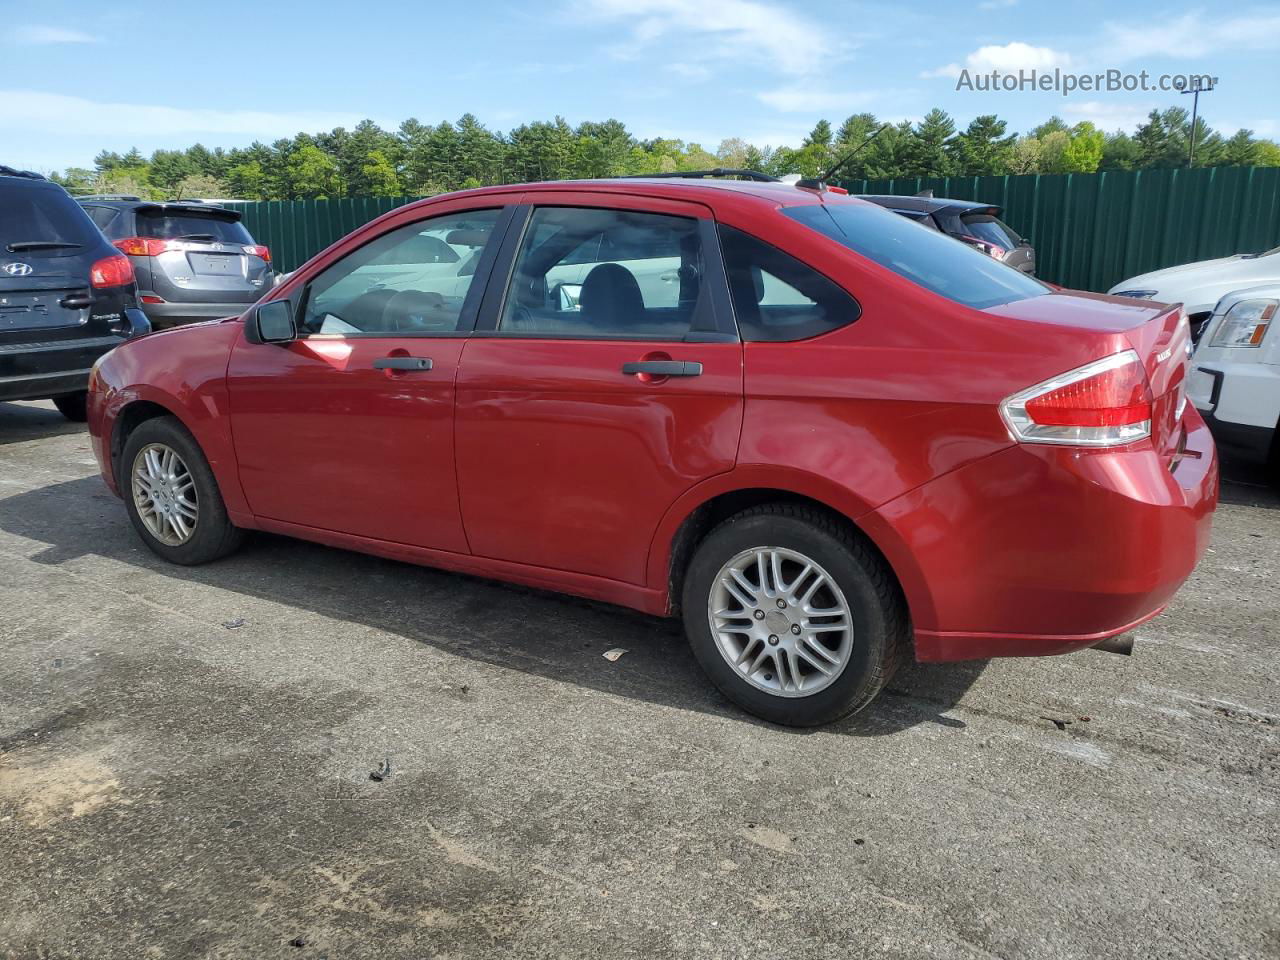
[858,193,1036,275]
[1,167,147,421]
[77,197,272,328]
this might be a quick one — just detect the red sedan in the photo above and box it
[86,177,1218,726]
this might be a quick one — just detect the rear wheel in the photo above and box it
[121,416,245,565]
[682,504,907,726]
[52,392,88,422]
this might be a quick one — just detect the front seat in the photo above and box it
[579,263,644,329]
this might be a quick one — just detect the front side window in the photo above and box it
[719,225,861,342]
[499,206,712,339]
[785,201,1048,310]
[300,209,501,336]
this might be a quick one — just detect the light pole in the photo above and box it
[1179,75,1216,167]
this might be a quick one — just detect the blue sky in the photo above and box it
[4,0,1278,172]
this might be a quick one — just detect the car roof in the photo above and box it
[858,194,999,216]
[398,177,849,217]
[75,198,244,219]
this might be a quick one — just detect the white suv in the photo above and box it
[1186,284,1280,471]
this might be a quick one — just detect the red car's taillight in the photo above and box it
[243,244,271,262]
[90,254,135,289]
[113,236,173,257]
[1000,350,1152,446]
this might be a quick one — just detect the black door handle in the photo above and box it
[621,360,703,377]
[373,356,432,371]
[60,293,94,310]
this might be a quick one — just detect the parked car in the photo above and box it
[1186,284,1279,471]
[1110,245,1280,342]
[0,166,148,421]
[86,176,1216,725]
[857,192,1036,274]
[75,196,272,329]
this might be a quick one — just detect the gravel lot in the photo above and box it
[1,398,1276,960]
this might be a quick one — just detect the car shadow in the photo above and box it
[1217,454,1280,510]
[0,475,986,738]
[0,401,84,445]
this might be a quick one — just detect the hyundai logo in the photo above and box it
[3,262,33,277]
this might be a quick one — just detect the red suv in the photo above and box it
[86,178,1218,726]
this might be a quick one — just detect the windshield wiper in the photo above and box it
[6,240,82,252]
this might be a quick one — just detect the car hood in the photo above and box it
[1109,250,1280,311]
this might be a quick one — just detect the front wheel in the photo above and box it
[52,392,88,422]
[682,504,908,726]
[121,416,245,565]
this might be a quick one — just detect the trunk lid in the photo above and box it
[0,268,91,342]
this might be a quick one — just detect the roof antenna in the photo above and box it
[797,123,892,191]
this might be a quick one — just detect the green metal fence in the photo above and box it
[836,166,1280,291]
[234,167,1280,292]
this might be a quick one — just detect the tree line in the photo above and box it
[50,107,1280,202]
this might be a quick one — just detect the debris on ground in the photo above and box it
[222,618,246,629]
[602,648,628,662]
[369,758,392,782]
[1040,715,1073,731]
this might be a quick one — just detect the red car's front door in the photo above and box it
[227,203,510,553]
[454,196,744,586]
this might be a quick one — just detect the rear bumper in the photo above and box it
[141,300,253,327]
[0,333,129,402]
[868,410,1219,662]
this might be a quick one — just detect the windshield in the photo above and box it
[785,201,1048,309]
[0,181,100,255]
[136,212,252,243]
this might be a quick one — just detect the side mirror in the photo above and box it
[248,299,297,344]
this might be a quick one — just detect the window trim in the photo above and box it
[715,222,863,344]
[292,204,516,340]
[472,202,739,343]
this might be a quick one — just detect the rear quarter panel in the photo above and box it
[91,320,250,522]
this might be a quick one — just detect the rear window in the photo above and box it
[962,214,1021,249]
[136,212,252,244]
[0,181,101,252]
[785,202,1047,310]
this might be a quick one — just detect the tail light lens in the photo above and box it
[1209,298,1276,347]
[113,237,173,257]
[1000,350,1152,446]
[243,244,271,262]
[90,254,135,289]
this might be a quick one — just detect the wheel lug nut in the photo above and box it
[768,635,779,645]
[753,610,765,620]
[776,599,787,609]
[791,624,801,635]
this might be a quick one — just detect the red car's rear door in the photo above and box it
[454,194,743,586]
[226,201,514,552]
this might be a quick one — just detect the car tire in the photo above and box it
[52,392,88,422]
[121,416,246,565]
[681,504,908,726]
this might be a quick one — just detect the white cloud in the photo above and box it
[757,88,878,113]
[577,0,839,75]
[1062,100,1157,133]
[1099,10,1280,61]
[0,90,372,141]
[12,25,100,45]
[924,41,1072,79]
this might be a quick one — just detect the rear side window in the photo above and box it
[136,212,252,244]
[0,182,100,252]
[718,225,860,342]
[498,206,713,339]
[84,205,121,232]
[785,202,1047,310]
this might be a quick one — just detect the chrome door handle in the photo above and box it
[373,356,432,371]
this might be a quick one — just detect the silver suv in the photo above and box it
[76,197,272,328]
